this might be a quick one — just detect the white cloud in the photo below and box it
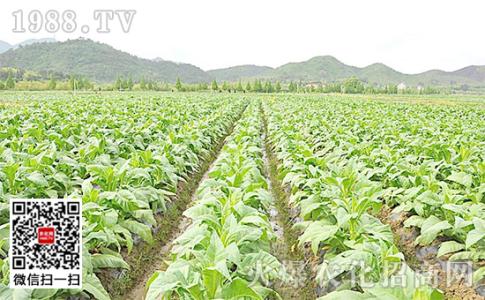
[1,0,484,73]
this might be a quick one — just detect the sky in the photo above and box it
[1,0,484,73]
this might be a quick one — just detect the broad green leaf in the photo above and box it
[202,268,222,298]
[83,273,111,300]
[91,254,130,270]
[416,218,451,246]
[403,215,425,228]
[298,222,338,255]
[473,267,485,284]
[465,229,485,249]
[120,219,154,244]
[26,172,48,187]
[437,241,465,257]
[446,172,472,188]
[221,278,263,300]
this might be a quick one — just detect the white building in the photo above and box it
[397,82,407,90]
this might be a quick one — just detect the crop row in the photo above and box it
[263,96,484,299]
[145,104,286,299]
[0,95,246,299]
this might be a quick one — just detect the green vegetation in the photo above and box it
[146,104,286,299]
[264,95,484,299]
[0,93,245,299]
[207,65,273,82]
[0,39,210,83]
[208,56,485,91]
[1,39,485,93]
[0,92,483,299]
[211,79,218,91]
[0,73,446,94]
[5,74,14,90]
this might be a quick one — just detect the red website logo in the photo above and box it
[37,227,55,245]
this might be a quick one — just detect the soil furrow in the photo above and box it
[101,104,248,300]
[260,103,317,300]
[378,205,484,300]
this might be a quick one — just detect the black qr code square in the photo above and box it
[12,202,26,215]
[12,256,25,270]
[10,199,82,271]
[67,202,80,215]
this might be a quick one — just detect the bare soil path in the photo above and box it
[260,104,317,300]
[104,105,248,300]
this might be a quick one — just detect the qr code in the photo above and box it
[9,199,82,289]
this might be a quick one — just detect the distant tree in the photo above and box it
[211,80,218,91]
[67,76,92,90]
[68,75,78,91]
[253,79,263,92]
[82,77,93,90]
[78,77,85,90]
[364,86,376,94]
[48,76,57,90]
[198,82,208,90]
[275,81,281,93]
[298,81,303,93]
[264,81,274,93]
[316,84,324,93]
[175,77,183,91]
[115,76,123,90]
[245,82,251,92]
[423,86,439,94]
[140,77,147,90]
[342,77,364,94]
[386,84,398,94]
[222,81,230,91]
[147,81,154,90]
[0,81,5,90]
[288,81,296,92]
[121,79,129,90]
[323,82,341,93]
[236,80,243,92]
[6,73,15,89]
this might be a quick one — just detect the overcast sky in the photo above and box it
[1,0,484,73]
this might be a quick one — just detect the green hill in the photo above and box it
[358,63,405,84]
[1,38,485,87]
[452,66,485,83]
[0,39,211,83]
[209,56,481,87]
[0,38,57,54]
[264,56,482,86]
[207,65,273,81]
[268,56,359,82]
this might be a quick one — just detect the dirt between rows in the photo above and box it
[97,105,247,300]
[260,105,317,300]
[123,154,218,300]
[378,205,484,300]
[260,103,484,300]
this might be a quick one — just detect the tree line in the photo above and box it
[170,77,441,94]
[0,71,444,94]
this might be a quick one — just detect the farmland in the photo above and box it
[0,92,484,299]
